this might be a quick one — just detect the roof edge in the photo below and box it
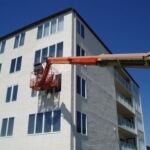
[0,7,73,41]
[0,7,139,88]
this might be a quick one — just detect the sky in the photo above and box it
[0,0,150,146]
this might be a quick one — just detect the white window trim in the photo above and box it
[31,110,61,134]
[77,75,87,99]
[6,84,18,102]
[14,33,24,48]
[77,111,87,135]
[37,16,64,40]
[1,117,14,137]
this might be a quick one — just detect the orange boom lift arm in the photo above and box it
[30,52,150,91]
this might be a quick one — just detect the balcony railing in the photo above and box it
[117,92,134,113]
[120,141,137,150]
[118,115,136,133]
[115,71,131,92]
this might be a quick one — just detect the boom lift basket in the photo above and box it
[30,63,61,91]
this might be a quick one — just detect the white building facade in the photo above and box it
[0,8,146,150]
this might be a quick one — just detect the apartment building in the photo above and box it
[0,8,146,150]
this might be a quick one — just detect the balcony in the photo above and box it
[117,92,135,113]
[120,141,137,150]
[115,71,131,93]
[118,115,136,134]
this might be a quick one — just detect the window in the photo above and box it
[81,24,85,38]
[31,90,38,97]
[53,110,61,131]
[0,40,6,54]
[77,20,80,34]
[6,85,18,102]
[37,25,43,39]
[28,114,35,134]
[0,63,2,73]
[58,16,64,31]
[57,42,63,57]
[37,16,64,39]
[28,110,61,134]
[76,19,85,38]
[49,45,55,57]
[44,112,52,132]
[43,22,50,37]
[34,42,63,64]
[10,56,22,73]
[14,32,25,48]
[1,117,14,137]
[36,113,43,133]
[76,75,87,98]
[76,111,87,135]
[76,45,85,56]
[51,19,57,34]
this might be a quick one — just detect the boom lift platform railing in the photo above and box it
[30,52,150,91]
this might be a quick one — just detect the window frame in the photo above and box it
[0,117,14,137]
[27,110,61,135]
[14,32,25,48]
[0,63,2,73]
[6,84,18,103]
[34,42,63,64]
[76,75,87,98]
[0,40,6,54]
[76,19,85,39]
[76,111,87,135]
[10,56,22,73]
[36,16,64,39]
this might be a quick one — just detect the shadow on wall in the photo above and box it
[38,91,60,112]
[37,91,78,138]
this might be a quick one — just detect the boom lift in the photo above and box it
[30,52,150,91]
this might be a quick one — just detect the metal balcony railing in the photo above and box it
[120,141,136,150]
[115,71,131,92]
[117,92,134,113]
[118,115,136,133]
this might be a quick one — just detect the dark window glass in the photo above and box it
[14,35,19,48]
[81,49,85,56]
[16,56,22,71]
[82,79,86,97]
[6,87,12,102]
[76,45,80,56]
[43,23,49,37]
[28,114,35,134]
[44,112,52,132]
[49,45,55,57]
[82,114,86,134]
[81,24,85,38]
[19,32,25,46]
[31,90,37,97]
[42,47,48,62]
[1,118,7,136]
[12,85,18,101]
[77,20,80,34]
[57,42,63,57]
[77,76,81,95]
[36,113,43,133]
[53,110,61,132]
[37,25,43,39]
[7,117,14,136]
[51,19,57,34]
[76,111,81,133]
[0,41,6,54]
[34,50,41,64]
[10,58,16,73]
[0,64,2,72]
[58,16,64,31]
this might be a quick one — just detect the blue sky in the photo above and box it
[0,0,150,145]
